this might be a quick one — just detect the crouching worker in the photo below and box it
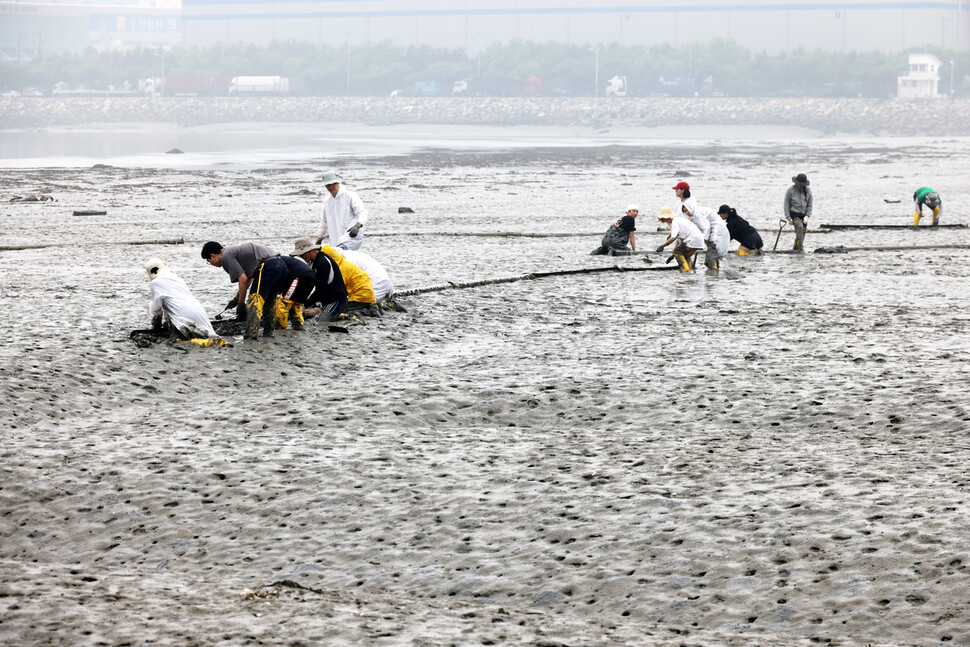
[275,255,316,331]
[655,205,705,273]
[913,187,942,226]
[202,241,286,340]
[591,204,639,255]
[145,258,225,347]
[718,205,764,255]
[290,237,349,323]
[340,247,400,310]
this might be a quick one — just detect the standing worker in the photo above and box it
[656,205,705,273]
[913,187,942,226]
[201,240,287,340]
[783,173,813,252]
[718,205,764,255]
[591,204,639,255]
[315,170,368,251]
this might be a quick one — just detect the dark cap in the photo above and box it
[717,204,731,214]
[201,241,223,259]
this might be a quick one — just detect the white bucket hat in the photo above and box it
[144,257,165,280]
[321,170,342,185]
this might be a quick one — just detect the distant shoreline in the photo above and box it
[2,96,968,136]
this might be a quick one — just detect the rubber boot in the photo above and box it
[705,241,718,272]
[263,296,279,338]
[793,218,806,252]
[932,205,940,226]
[275,298,291,330]
[290,302,305,330]
[244,293,265,340]
[673,252,692,273]
[738,248,752,256]
[914,209,921,226]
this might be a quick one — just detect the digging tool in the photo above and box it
[773,220,787,251]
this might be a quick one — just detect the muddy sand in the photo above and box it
[2,132,970,645]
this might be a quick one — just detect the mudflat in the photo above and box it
[2,133,969,645]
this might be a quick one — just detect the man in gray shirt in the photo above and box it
[783,173,813,252]
[202,240,286,339]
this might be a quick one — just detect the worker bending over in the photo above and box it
[656,205,705,273]
[202,240,286,340]
[913,187,942,226]
[145,258,224,346]
[718,205,764,255]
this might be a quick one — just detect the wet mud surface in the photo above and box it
[2,135,970,645]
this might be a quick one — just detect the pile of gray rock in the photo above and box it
[1,96,966,135]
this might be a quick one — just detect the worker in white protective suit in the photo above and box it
[315,170,369,251]
[339,248,394,303]
[145,258,224,345]
[693,203,730,273]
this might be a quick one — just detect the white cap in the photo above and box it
[625,203,639,212]
[144,258,165,280]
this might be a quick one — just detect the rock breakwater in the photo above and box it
[1,96,968,135]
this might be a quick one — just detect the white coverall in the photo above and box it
[341,249,394,301]
[699,206,730,258]
[149,268,220,340]
[317,186,369,251]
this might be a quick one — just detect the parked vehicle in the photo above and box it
[606,76,627,97]
[228,76,290,95]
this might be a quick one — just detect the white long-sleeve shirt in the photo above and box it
[698,205,730,256]
[681,199,710,240]
[340,249,394,301]
[317,186,369,249]
[149,268,220,340]
[670,215,706,249]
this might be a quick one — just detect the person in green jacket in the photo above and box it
[913,187,942,226]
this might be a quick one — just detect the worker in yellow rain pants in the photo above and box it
[202,241,287,340]
[913,187,942,226]
[655,206,705,273]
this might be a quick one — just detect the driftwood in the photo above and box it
[73,210,107,216]
[818,223,967,230]
[0,238,184,252]
[396,264,677,297]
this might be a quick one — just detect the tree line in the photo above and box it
[2,38,968,98]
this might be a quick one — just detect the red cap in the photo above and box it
[672,181,690,190]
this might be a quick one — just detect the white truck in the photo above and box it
[606,75,627,97]
[229,76,290,95]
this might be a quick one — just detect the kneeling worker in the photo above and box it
[290,237,350,322]
[656,205,705,273]
[202,240,287,340]
[591,204,639,255]
[145,258,224,346]
[913,187,942,226]
[718,205,764,255]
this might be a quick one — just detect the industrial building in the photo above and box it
[0,0,180,61]
[180,0,969,55]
